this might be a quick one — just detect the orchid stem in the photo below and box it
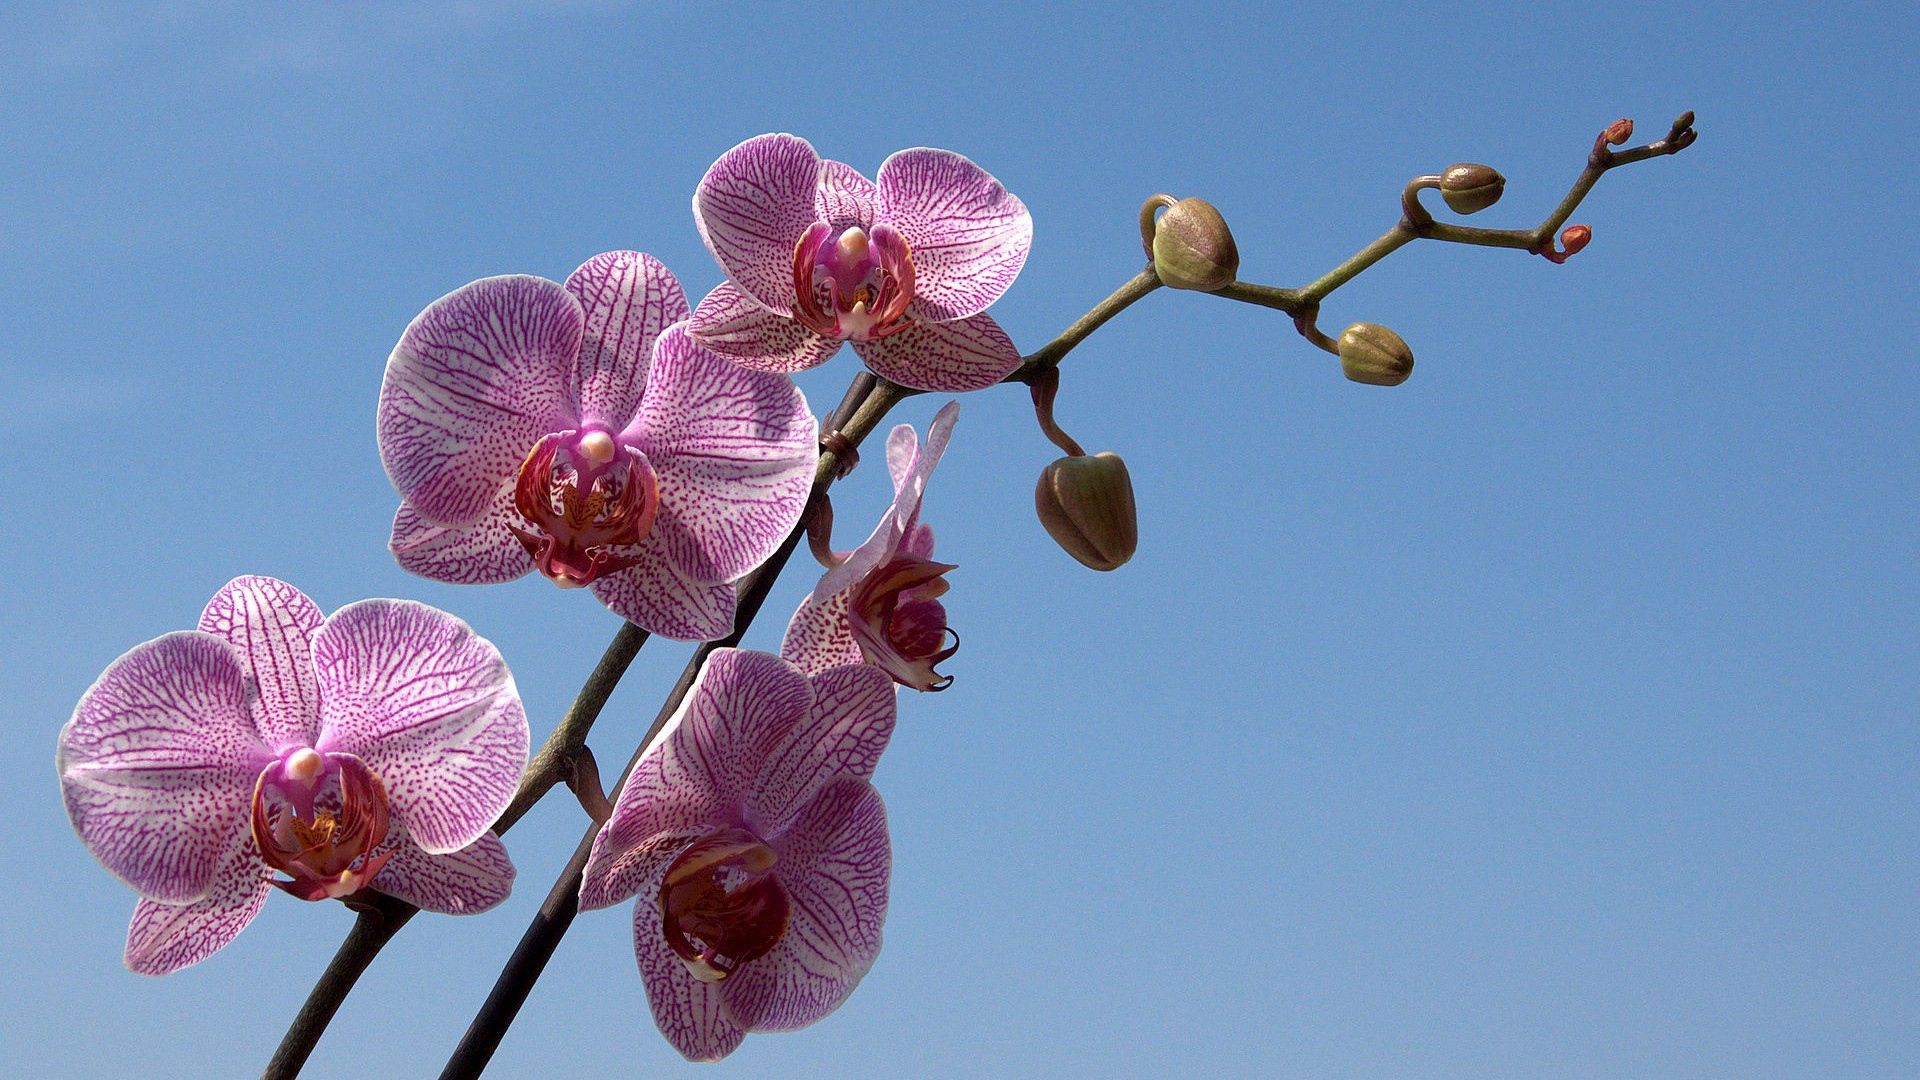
[437,375,907,1078]
[1213,111,1698,330]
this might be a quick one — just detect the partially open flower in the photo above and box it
[578,650,895,1061]
[783,403,961,691]
[1337,322,1415,386]
[58,577,527,974]
[1035,452,1139,571]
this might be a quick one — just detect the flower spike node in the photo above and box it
[821,430,861,478]
[1141,193,1240,291]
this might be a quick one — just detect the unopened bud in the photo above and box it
[1035,452,1138,572]
[1439,163,1505,215]
[1146,196,1239,291]
[1338,322,1414,386]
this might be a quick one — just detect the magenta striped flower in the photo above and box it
[58,577,527,974]
[379,252,818,641]
[783,402,960,691]
[689,134,1031,392]
[578,649,895,1061]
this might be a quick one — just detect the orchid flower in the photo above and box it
[578,649,894,1061]
[379,251,818,641]
[689,134,1031,393]
[58,576,527,974]
[784,402,960,691]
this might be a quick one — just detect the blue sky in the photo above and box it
[2,2,1915,1076]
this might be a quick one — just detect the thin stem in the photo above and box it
[437,377,907,1078]
[1214,111,1698,320]
[1008,267,1162,380]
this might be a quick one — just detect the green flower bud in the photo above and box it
[1035,452,1138,571]
[1439,163,1505,215]
[1147,196,1239,291]
[1338,322,1414,386]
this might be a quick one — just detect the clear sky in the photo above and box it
[3,2,1914,1077]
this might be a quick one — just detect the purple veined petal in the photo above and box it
[389,483,534,586]
[656,649,811,812]
[747,664,895,836]
[694,133,825,316]
[198,576,325,753]
[589,529,738,642]
[373,829,515,914]
[688,282,842,373]
[59,632,271,904]
[852,311,1022,393]
[564,251,689,428]
[815,159,877,230]
[874,147,1032,323]
[579,751,714,911]
[310,600,527,854]
[124,828,272,975]
[633,324,818,585]
[901,521,936,559]
[813,401,958,601]
[725,776,890,1032]
[779,589,863,676]
[634,876,747,1061]
[891,399,958,535]
[378,274,582,527]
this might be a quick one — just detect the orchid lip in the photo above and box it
[250,750,392,901]
[658,827,789,982]
[511,430,661,587]
[792,221,917,341]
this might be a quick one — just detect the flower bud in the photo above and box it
[1439,163,1505,215]
[1148,197,1239,291]
[1035,452,1138,571]
[1338,322,1414,386]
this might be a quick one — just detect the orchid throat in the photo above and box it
[511,428,661,587]
[792,223,916,341]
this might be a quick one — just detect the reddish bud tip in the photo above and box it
[1603,118,1635,146]
[1561,224,1592,254]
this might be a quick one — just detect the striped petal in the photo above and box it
[635,878,747,1061]
[311,600,527,854]
[633,324,818,585]
[724,776,890,1031]
[564,251,689,428]
[688,282,842,373]
[373,829,514,914]
[694,133,824,315]
[378,275,581,526]
[60,632,269,904]
[779,589,862,676]
[875,147,1031,323]
[815,159,877,230]
[389,485,533,586]
[814,402,958,601]
[589,530,739,641]
[747,664,895,836]
[123,830,272,974]
[851,311,1021,392]
[197,576,325,752]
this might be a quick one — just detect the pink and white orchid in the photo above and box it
[783,402,960,691]
[58,576,527,974]
[689,134,1032,393]
[578,649,894,1061]
[379,251,818,641]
